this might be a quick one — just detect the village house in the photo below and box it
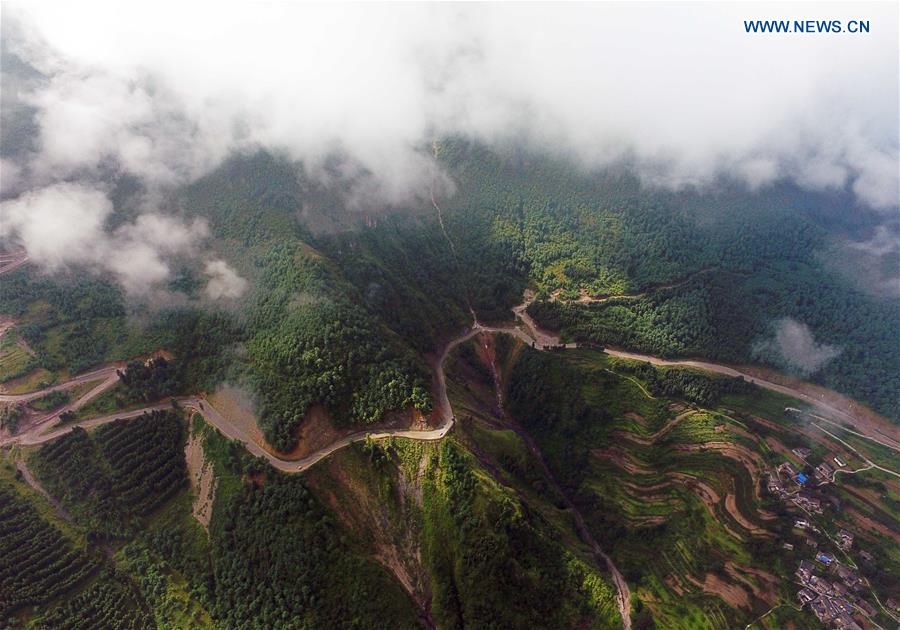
[792,447,812,460]
[837,529,853,550]
[797,588,816,605]
[794,518,810,530]
[835,565,860,587]
[815,551,835,566]
[856,600,876,617]
[832,612,863,630]
[814,461,835,482]
[831,581,850,597]
[833,456,846,467]
[809,575,833,596]
[779,461,798,477]
[794,493,822,512]
[810,595,838,623]
[833,598,855,615]
[796,559,815,582]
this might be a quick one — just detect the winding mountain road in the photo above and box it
[602,350,900,453]
[6,301,894,469]
[4,292,897,629]
[0,365,120,403]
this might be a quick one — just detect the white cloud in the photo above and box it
[115,214,209,254]
[0,181,214,295]
[0,182,110,269]
[1,4,897,304]
[203,259,248,300]
[0,2,895,211]
[753,317,842,375]
[825,224,900,298]
[0,158,23,196]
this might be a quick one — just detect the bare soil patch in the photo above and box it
[736,364,899,445]
[185,430,216,530]
[686,572,750,609]
[207,385,268,446]
[309,455,433,623]
[591,446,655,475]
[726,563,779,605]
[624,412,648,428]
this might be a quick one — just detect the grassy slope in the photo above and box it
[504,343,898,629]
[305,435,621,629]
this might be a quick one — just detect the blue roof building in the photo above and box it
[796,472,809,485]
[816,551,834,566]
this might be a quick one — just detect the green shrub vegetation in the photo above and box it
[246,244,430,451]
[615,361,754,407]
[210,474,419,628]
[32,575,154,630]
[0,404,24,434]
[28,389,70,411]
[116,357,182,404]
[30,411,186,538]
[433,140,898,420]
[423,440,621,629]
[0,483,98,618]
[0,332,37,383]
[505,347,802,628]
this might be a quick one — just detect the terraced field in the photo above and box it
[0,484,98,617]
[33,578,154,629]
[0,332,36,383]
[499,343,898,629]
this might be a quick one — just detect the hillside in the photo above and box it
[2,318,896,629]
[1,145,898,630]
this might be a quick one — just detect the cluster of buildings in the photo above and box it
[767,463,823,513]
[837,529,854,552]
[777,448,848,487]
[766,453,891,628]
[795,559,874,629]
[815,461,836,483]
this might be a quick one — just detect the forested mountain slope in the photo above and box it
[435,141,899,420]
[2,141,895,464]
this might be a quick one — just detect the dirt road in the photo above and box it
[604,350,900,453]
[6,290,896,630]
[0,365,120,403]
[8,299,894,461]
[15,459,71,521]
[0,250,28,275]
[516,289,899,452]
[6,326,488,466]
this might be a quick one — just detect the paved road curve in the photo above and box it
[6,295,897,629]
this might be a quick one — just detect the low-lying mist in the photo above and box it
[1,2,897,298]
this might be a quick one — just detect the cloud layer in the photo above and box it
[4,3,898,205]
[753,317,842,375]
[0,182,247,298]
[1,3,897,297]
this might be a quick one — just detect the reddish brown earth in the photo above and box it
[686,572,751,609]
